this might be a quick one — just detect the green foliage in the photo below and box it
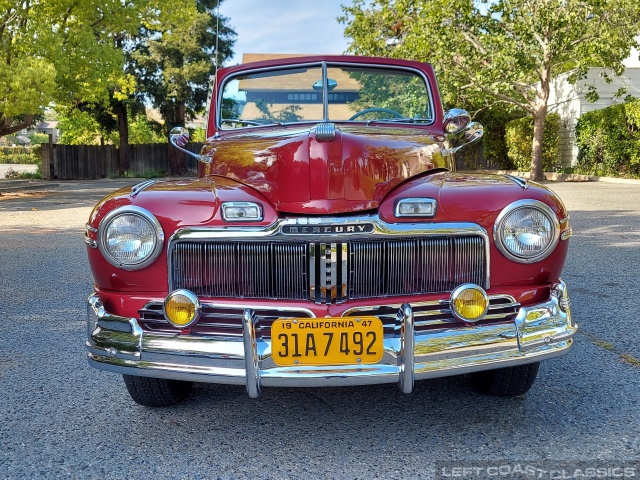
[341,0,640,178]
[142,169,167,179]
[190,127,207,143]
[0,146,40,164]
[58,109,112,145]
[59,109,164,145]
[28,133,49,144]
[129,114,165,144]
[505,114,560,172]
[130,0,236,133]
[0,0,163,136]
[575,99,640,178]
[475,107,525,169]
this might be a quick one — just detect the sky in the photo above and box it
[219,0,352,66]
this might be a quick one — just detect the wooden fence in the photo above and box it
[41,143,203,180]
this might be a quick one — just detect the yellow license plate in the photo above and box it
[271,317,384,367]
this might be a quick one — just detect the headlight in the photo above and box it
[494,200,560,263]
[98,206,164,270]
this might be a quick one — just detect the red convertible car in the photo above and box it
[85,55,576,406]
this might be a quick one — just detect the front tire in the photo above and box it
[123,375,193,407]
[470,362,540,397]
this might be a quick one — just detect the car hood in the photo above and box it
[203,125,450,214]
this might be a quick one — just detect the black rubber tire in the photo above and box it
[122,375,193,407]
[470,362,540,397]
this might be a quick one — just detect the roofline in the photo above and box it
[218,55,434,78]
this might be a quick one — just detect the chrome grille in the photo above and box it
[171,242,308,300]
[349,237,486,298]
[169,235,487,303]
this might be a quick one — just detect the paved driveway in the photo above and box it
[0,180,638,479]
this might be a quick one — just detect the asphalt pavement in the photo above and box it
[0,179,638,479]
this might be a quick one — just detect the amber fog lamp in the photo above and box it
[163,290,201,328]
[221,202,263,221]
[450,284,489,322]
[395,198,437,217]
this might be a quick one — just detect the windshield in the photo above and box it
[219,63,432,129]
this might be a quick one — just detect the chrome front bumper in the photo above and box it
[86,282,576,398]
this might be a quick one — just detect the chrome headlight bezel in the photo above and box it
[493,199,560,264]
[97,206,164,270]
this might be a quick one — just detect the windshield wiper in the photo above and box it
[365,118,416,126]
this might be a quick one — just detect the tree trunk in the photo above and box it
[530,109,547,181]
[167,100,187,175]
[115,102,129,175]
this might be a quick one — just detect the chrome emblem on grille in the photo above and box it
[309,242,348,305]
[282,224,374,235]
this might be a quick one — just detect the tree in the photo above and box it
[130,0,236,175]
[341,0,640,180]
[0,1,150,137]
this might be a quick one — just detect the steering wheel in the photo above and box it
[348,107,405,121]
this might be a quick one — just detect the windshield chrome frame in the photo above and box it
[216,61,436,131]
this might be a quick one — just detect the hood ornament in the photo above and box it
[315,122,336,142]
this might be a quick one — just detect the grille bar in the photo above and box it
[170,235,486,303]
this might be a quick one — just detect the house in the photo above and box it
[548,46,640,167]
[235,53,363,122]
[22,121,60,143]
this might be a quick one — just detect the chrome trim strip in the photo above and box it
[309,244,316,303]
[341,242,348,301]
[86,224,98,234]
[84,235,98,249]
[167,216,491,292]
[330,243,337,303]
[243,309,261,398]
[561,227,573,241]
[398,304,414,394]
[130,180,157,197]
[504,175,528,190]
[493,199,560,264]
[322,61,329,121]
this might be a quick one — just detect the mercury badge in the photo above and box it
[281,224,375,235]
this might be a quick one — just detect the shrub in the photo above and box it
[574,99,640,178]
[504,113,560,172]
[0,146,41,164]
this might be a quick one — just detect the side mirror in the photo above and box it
[169,126,211,164]
[443,109,472,135]
[441,109,484,156]
[170,126,190,147]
